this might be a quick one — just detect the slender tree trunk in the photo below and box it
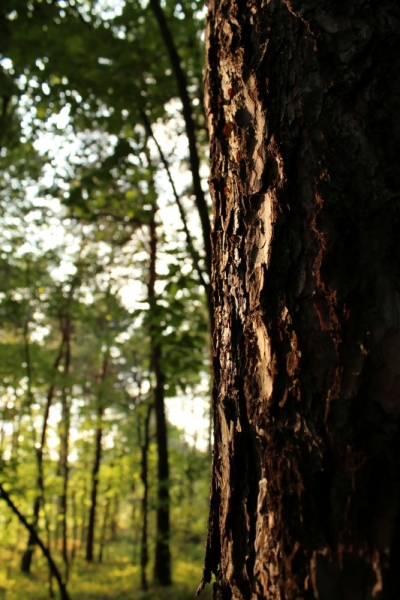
[152,345,171,585]
[147,205,172,586]
[86,351,109,562]
[97,494,110,564]
[138,402,152,590]
[110,494,119,542]
[1,484,70,600]
[149,0,212,288]
[59,395,70,569]
[79,478,88,556]
[200,2,400,599]
[70,490,77,564]
[85,404,105,562]
[131,502,139,565]
[21,337,66,574]
[59,319,71,576]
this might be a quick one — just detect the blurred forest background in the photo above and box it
[0,1,213,598]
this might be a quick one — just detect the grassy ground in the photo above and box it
[0,552,213,600]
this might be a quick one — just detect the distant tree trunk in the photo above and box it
[1,484,71,600]
[138,401,152,590]
[152,344,171,585]
[70,490,77,563]
[149,0,212,289]
[200,2,400,599]
[131,501,140,565]
[148,205,172,586]
[21,335,66,574]
[79,479,88,556]
[58,318,72,577]
[85,405,104,563]
[85,354,109,563]
[97,493,110,564]
[109,494,119,541]
[59,391,71,570]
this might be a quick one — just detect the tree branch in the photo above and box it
[149,0,212,288]
[0,483,71,600]
[140,109,211,305]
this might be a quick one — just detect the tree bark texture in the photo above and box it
[201,2,400,599]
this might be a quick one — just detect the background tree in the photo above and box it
[1,1,213,597]
[199,1,400,599]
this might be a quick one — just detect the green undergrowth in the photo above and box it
[0,552,213,600]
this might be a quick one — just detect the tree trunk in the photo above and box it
[97,493,110,564]
[148,205,172,586]
[149,0,212,287]
[59,394,71,570]
[138,402,152,591]
[1,484,71,600]
[152,344,171,586]
[200,2,400,599]
[110,494,119,542]
[79,479,88,556]
[21,335,66,574]
[59,319,71,576]
[86,354,108,563]
[70,490,77,563]
[85,405,104,563]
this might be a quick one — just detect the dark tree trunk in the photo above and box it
[21,496,41,574]
[148,205,172,586]
[109,494,119,541]
[59,393,70,570]
[59,320,71,575]
[200,2,400,599]
[79,478,88,555]
[21,335,66,574]
[138,402,152,591]
[152,345,171,585]
[85,405,104,563]
[149,0,212,286]
[1,484,71,600]
[70,490,77,563]
[86,354,108,563]
[97,493,110,564]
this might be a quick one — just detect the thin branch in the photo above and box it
[0,483,71,600]
[140,109,210,299]
[149,0,212,287]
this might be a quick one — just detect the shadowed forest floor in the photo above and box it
[0,549,213,600]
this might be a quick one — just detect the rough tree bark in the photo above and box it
[200,2,400,599]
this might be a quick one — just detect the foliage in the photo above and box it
[0,0,211,597]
